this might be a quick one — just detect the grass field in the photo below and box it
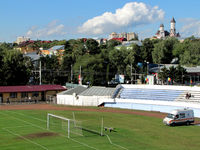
[1,105,200,150]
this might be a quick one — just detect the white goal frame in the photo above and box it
[47,113,71,138]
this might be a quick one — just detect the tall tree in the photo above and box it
[152,38,178,64]
[0,50,33,85]
[140,38,154,63]
[85,39,100,54]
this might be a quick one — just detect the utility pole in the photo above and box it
[131,64,133,84]
[39,61,42,85]
[71,64,73,83]
[79,66,82,85]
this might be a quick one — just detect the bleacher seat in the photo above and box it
[119,88,184,101]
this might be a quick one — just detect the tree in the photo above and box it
[106,39,121,49]
[109,47,127,74]
[179,41,200,66]
[140,38,154,63]
[73,54,104,85]
[158,66,169,84]
[168,66,176,84]
[85,39,100,54]
[40,55,60,84]
[174,65,187,84]
[152,38,178,64]
[0,50,33,85]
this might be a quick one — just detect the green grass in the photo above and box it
[0,106,200,150]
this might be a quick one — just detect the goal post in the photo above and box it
[47,113,105,138]
[47,113,71,138]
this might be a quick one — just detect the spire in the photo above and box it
[160,24,164,27]
[171,17,176,23]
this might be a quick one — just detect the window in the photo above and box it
[175,115,179,119]
[32,92,39,97]
[180,113,185,119]
[10,92,17,98]
[21,92,28,98]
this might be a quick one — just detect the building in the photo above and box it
[15,36,30,44]
[39,45,65,57]
[109,32,138,41]
[57,86,115,106]
[95,38,107,45]
[155,17,180,39]
[0,85,66,103]
[115,41,142,50]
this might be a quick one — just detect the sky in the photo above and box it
[1,0,200,42]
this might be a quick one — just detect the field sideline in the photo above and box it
[1,104,200,150]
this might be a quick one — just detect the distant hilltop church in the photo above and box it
[154,17,180,39]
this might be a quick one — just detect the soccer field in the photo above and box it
[1,105,200,150]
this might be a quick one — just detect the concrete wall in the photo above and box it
[105,101,200,118]
[57,94,114,106]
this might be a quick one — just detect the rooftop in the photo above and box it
[0,85,66,93]
[80,86,115,96]
[58,85,87,95]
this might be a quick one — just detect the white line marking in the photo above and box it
[105,134,129,150]
[6,110,46,122]
[2,128,48,150]
[3,125,30,129]
[3,110,128,150]
[0,111,98,150]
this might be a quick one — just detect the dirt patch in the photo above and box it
[17,132,59,140]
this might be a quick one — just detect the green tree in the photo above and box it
[158,66,169,84]
[140,38,154,63]
[179,41,200,66]
[174,65,187,84]
[152,38,178,64]
[40,55,60,84]
[106,39,121,49]
[73,54,104,85]
[0,50,33,85]
[85,39,100,54]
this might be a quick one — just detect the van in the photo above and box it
[163,109,194,126]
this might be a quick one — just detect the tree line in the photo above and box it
[0,36,199,86]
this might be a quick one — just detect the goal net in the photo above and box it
[72,112,104,136]
[47,113,83,138]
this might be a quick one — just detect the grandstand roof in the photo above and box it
[58,85,87,95]
[79,86,115,96]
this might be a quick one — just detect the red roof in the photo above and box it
[111,37,127,42]
[0,85,66,93]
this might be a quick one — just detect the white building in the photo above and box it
[109,32,138,41]
[15,36,30,44]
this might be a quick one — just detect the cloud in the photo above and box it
[180,18,200,37]
[78,2,164,35]
[26,20,66,38]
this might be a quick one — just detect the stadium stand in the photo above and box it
[119,88,184,101]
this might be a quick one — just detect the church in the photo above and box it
[154,17,180,39]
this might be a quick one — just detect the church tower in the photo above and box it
[170,17,176,37]
[159,24,165,38]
